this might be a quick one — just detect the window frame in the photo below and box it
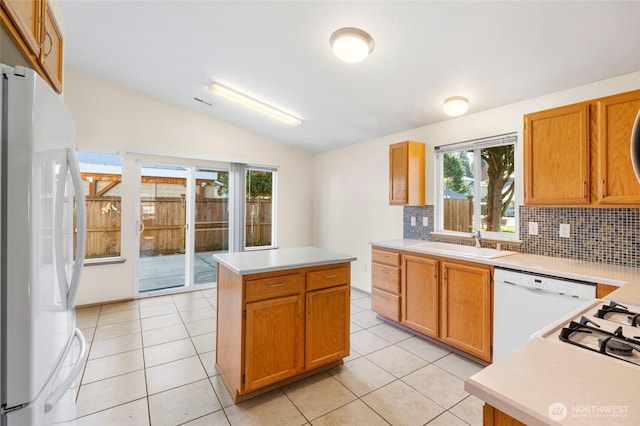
[76,150,124,264]
[243,165,278,251]
[434,133,519,242]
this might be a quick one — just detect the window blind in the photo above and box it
[434,132,517,153]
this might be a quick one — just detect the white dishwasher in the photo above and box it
[493,268,596,362]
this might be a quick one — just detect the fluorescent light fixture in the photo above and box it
[330,27,374,63]
[209,83,302,127]
[443,96,469,117]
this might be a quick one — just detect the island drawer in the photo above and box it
[245,273,303,302]
[306,267,350,291]
[372,248,400,267]
[372,288,400,321]
[371,263,400,294]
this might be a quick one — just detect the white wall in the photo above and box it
[65,66,313,305]
[313,71,640,293]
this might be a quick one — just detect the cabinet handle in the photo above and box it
[43,31,53,59]
[582,180,587,199]
[433,266,437,279]
[601,179,606,198]
[324,274,337,279]
[308,297,312,314]
[269,282,286,288]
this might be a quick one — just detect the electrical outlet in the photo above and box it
[411,216,416,226]
[528,222,538,235]
[559,223,570,238]
[422,217,429,227]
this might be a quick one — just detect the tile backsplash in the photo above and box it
[403,205,639,268]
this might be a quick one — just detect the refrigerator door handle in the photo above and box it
[67,148,87,308]
[54,157,71,309]
[44,328,88,413]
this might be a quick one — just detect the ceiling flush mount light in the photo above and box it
[330,27,374,63]
[209,83,302,127]
[443,96,469,117]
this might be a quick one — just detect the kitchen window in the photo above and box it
[77,150,123,261]
[435,133,517,241]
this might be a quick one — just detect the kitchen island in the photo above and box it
[213,247,356,402]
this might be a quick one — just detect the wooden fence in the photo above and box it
[444,198,473,232]
[85,197,271,258]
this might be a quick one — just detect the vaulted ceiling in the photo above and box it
[60,1,640,153]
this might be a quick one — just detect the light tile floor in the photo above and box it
[75,288,485,425]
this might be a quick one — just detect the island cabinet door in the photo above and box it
[440,261,493,362]
[244,294,304,392]
[305,285,350,370]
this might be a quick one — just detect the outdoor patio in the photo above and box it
[139,251,221,292]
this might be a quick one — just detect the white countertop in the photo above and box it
[371,239,639,286]
[213,246,357,275]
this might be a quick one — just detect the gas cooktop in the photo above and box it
[538,300,640,367]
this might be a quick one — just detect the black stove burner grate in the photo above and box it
[558,320,640,366]
[594,301,640,328]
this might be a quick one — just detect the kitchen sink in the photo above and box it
[411,242,518,259]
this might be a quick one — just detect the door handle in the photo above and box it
[45,329,88,412]
[67,149,87,308]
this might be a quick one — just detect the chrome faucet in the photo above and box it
[471,228,482,248]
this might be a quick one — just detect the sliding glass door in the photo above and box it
[193,167,229,285]
[135,162,230,295]
[137,163,189,293]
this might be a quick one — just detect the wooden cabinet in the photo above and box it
[39,1,63,93]
[524,103,590,205]
[389,141,425,206]
[596,283,618,298]
[441,260,493,362]
[371,247,493,362]
[596,91,640,204]
[245,293,303,392]
[216,262,351,402]
[483,404,526,426]
[402,254,439,338]
[1,0,40,55]
[524,89,640,206]
[305,284,350,370]
[0,0,64,93]
[371,247,401,321]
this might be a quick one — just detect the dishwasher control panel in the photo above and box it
[494,268,596,300]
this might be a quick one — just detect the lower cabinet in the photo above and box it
[305,285,350,370]
[483,404,527,426]
[216,262,351,401]
[371,247,494,363]
[441,261,493,362]
[245,294,304,392]
[402,254,439,338]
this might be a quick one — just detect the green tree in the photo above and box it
[482,146,514,231]
[246,171,272,199]
[443,153,468,195]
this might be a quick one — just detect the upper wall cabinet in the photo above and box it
[524,103,590,205]
[0,0,63,93]
[389,141,425,206]
[524,89,640,206]
[596,91,640,204]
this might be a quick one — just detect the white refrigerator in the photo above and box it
[0,65,87,425]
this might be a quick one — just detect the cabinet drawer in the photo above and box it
[245,273,303,302]
[372,249,400,267]
[372,288,400,322]
[371,263,400,294]
[307,267,350,291]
